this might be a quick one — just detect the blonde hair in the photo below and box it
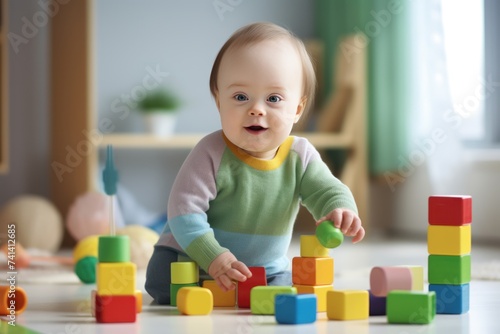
[209,22,316,115]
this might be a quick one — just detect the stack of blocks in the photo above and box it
[94,235,138,323]
[292,235,333,313]
[170,262,199,307]
[427,195,472,314]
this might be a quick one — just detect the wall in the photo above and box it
[0,1,50,206]
[95,0,316,215]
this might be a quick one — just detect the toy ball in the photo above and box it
[117,225,159,269]
[66,192,111,241]
[316,220,344,248]
[0,195,63,253]
[75,256,98,284]
[73,235,99,262]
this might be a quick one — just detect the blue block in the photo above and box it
[369,290,386,315]
[429,283,469,314]
[275,294,316,324]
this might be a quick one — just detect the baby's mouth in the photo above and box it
[245,125,268,134]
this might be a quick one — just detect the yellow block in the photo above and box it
[292,257,334,285]
[96,262,136,296]
[428,225,471,255]
[202,280,235,307]
[177,287,213,315]
[398,266,424,291]
[327,290,369,320]
[294,284,333,312]
[171,262,199,284]
[300,235,330,258]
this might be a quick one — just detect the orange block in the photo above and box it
[292,257,334,285]
[294,284,333,312]
[202,280,236,307]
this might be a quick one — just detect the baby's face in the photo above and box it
[215,38,305,160]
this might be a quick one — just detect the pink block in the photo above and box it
[370,267,412,297]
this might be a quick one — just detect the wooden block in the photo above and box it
[387,290,436,324]
[428,255,471,284]
[326,290,369,320]
[300,235,329,258]
[98,235,130,263]
[135,290,142,313]
[293,284,332,312]
[250,286,297,315]
[369,266,412,297]
[237,267,266,308]
[96,262,136,296]
[177,287,213,315]
[275,294,317,324]
[292,257,334,286]
[171,262,199,284]
[428,225,471,255]
[428,196,472,226]
[203,280,235,307]
[368,290,386,316]
[429,283,469,314]
[170,283,198,306]
[398,265,424,290]
[95,294,136,323]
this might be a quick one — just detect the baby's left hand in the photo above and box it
[316,208,365,243]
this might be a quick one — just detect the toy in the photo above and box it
[202,280,236,307]
[427,225,471,255]
[0,286,27,316]
[292,257,334,286]
[98,235,130,263]
[0,242,73,269]
[177,287,213,315]
[275,294,317,324]
[96,262,136,296]
[315,220,343,248]
[171,262,199,284]
[237,267,267,308]
[429,283,470,314]
[428,255,471,284]
[170,283,198,306]
[0,195,63,252]
[300,235,329,258]
[326,290,369,320]
[73,235,99,261]
[399,265,424,291]
[427,195,472,315]
[74,256,98,284]
[387,290,436,324]
[95,295,136,323]
[135,290,143,313]
[293,284,332,312]
[250,286,297,315]
[428,195,472,226]
[92,289,143,316]
[368,290,386,316]
[369,266,412,297]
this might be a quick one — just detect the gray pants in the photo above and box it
[145,245,292,305]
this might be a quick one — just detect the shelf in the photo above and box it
[99,132,353,150]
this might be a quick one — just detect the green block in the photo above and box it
[387,291,436,324]
[170,283,198,306]
[250,286,297,315]
[98,235,130,263]
[428,255,471,284]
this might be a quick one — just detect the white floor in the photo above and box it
[2,237,500,334]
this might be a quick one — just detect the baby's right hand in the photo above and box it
[208,251,252,292]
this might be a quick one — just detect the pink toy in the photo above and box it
[370,266,412,297]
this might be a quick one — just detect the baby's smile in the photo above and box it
[244,125,268,134]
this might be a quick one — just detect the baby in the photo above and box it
[145,22,364,304]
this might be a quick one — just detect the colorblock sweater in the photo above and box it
[157,130,357,275]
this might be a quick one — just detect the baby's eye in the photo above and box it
[267,95,282,103]
[234,94,248,102]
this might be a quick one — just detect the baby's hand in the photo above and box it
[208,251,252,292]
[317,208,365,243]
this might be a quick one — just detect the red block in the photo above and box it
[237,267,266,308]
[428,196,472,226]
[95,294,136,323]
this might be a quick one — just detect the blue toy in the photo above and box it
[275,294,317,325]
[429,283,469,314]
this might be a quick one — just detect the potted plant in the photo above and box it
[137,87,181,137]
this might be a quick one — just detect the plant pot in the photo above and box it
[143,112,177,137]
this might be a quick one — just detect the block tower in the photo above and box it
[292,234,333,312]
[427,195,472,314]
[94,146,138,323]
[170,261,199,306]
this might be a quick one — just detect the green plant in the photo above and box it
[137,88,180,113]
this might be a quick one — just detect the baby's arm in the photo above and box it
[316,208,365,243]
[208,252,252,292]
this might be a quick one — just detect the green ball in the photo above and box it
[75,256,98,284]
[315,220,344,248]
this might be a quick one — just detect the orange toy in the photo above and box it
[0,286,28,315]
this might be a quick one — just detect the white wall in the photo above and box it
[95,0,316,213]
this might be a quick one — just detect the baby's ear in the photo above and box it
[294,97,307,123]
